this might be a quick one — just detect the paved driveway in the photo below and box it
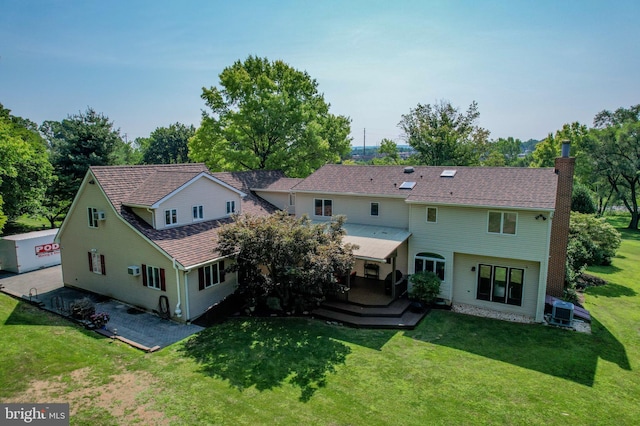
[0,266,202,350]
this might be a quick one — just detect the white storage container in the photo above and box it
[0,229,61,273]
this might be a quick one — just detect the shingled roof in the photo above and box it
[291,164,559,210]
[90,164,284,268]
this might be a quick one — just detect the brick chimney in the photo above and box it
[546,141,575,297]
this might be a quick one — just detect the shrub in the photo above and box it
[571,183,597,214]
[409,271,441,305]
[569,212,621,266]
[69,297,95,320]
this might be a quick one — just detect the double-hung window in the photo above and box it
[488,211,517,235]
[165,209,177,226]
[193,205,204,221]
[88,207,99,228]
[315,199,332,217]
[426,207,437,223]
[142,264,166,291]
[88,251,105,275]
[370,202,379,216]
[198,261,226,290]
[226,201,236,215]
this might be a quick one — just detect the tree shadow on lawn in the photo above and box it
[405,311,630,387]
[585,282,637,298]
[180,317,370,402]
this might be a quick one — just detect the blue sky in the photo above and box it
[1,0,638,146]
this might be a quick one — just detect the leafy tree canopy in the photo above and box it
[217,211,357,312]
[398,100,489,166]
[41,107,125,226]
[141,123,195,164]
[189,56,352,177]
[0,104,53,230]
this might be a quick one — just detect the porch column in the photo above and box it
[391,256,396,299]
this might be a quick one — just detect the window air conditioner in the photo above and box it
[97,211,106,221]
[549,300,574,327]
[127,265,141,276]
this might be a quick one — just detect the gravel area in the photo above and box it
[452,302,591,333]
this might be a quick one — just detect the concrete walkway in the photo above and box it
[0,266,202,351]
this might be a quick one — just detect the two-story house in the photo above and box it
[57,148,573,324]
[255,147,574,322]
[56,164,284,322]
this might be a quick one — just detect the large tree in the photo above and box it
[189,56,352,177]
[41,107,124,227]
[217,211,356,312]
[0,104,53,231]
[141,123,195,164]
[590,120,640,229]
[398,100,489,166]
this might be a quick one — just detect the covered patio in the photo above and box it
[339,223,411,304]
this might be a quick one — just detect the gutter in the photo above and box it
[172,257,182,318]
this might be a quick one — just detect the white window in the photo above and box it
[477,264,524,306]
[88,251,105,275]
[192,205,204,221]
[414,252,445,280]
[314,199,332,217]
[488,211,517,235]
[87,207,99,228]
[165,209,177,226]
[226,201,236,214]
[199,261,226,290]
[426,207,437,223]
[144,265,163,290]
[370,202,379,217]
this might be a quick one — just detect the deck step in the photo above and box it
[320,298,413,317]
[312,307,426,329]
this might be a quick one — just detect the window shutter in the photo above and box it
[142,264,148,286]
[160,268,166,291]
[198,267,205,291]
[100,255,106,275]
[220,261,225,282]
[88,252,93,272]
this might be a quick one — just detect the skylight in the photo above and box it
[440,170,457,177]
[399,181,416,190]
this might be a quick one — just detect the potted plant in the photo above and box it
[408,271,441,312]
[89,312,110,329]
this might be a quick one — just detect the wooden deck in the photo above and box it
[313,276,426,329]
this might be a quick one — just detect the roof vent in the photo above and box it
[404,166,415,174]
[399,181,416,190]
[440,170,457,178]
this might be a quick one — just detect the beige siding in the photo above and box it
[452,253,541,318]
[155,177,242,229]
[131,207,154,227]
[408,204,549,262]
[185,261,238,320]
[407,204,549,318]
[295,193,408,228]
[59,179,181,318]
[254,191,293,214]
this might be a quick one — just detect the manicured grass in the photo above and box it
[1,217,639,424]
[1,214,61,236]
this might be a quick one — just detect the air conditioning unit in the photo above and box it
[549,300,574,327]
[97,211,106,221]
[127,265,140,276]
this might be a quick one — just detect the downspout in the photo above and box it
[184,270,192,322]
[537,213,554,322]
[172,258,182,318]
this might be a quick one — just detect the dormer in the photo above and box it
[122,171,246,230]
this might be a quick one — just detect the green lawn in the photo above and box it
[1,217,639,425]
